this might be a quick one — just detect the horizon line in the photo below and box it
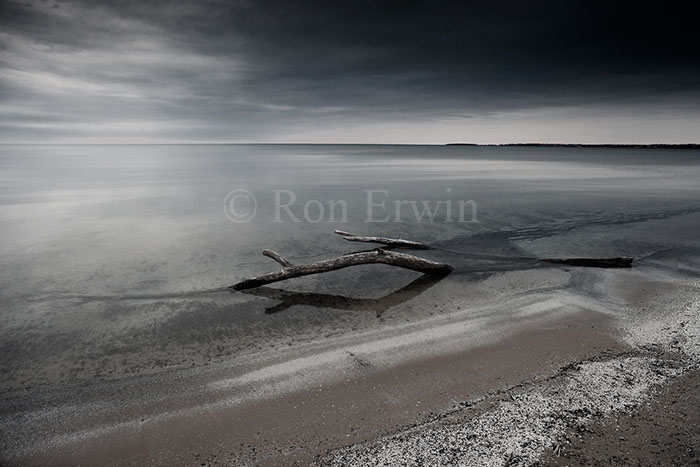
[1,142,699,147]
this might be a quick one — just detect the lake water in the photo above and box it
[1,144,700,392]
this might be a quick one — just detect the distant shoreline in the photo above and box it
[446,143,700,149]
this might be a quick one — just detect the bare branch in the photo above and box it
[262,249,294,268]
[231,249,452,290]
[334,230,433,250]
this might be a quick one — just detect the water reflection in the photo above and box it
[236,272,450,317]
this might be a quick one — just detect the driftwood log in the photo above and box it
[230,231,634,291]
[334,231,632,267]
[231,248,452,290]
[536,256,633,268]
[334,230,432,249]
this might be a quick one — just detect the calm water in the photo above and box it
[1,144,700,391]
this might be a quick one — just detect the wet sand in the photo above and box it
[2,246,699,466]
[3,256,697,466]
[6,260,699,466]
[17,308,622,466]
[313,267,700,466]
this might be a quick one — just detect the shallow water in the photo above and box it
[1,144,699,392]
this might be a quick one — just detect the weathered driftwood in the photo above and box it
[537,256,633,268]
[230,248,452,290]
[334,230,433,250]
[230,230,633,292]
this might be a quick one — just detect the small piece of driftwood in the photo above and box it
[231,248,452,290]
[334,230,432,250]
[537,256,633,268]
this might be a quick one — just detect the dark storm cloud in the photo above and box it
[1,0,699,142]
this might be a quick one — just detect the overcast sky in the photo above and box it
[1,0,699,144]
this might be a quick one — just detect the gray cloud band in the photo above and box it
[2,0,699,142]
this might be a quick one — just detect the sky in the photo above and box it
[1,0,699,144]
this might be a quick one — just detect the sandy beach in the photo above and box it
[4,251,700,466]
